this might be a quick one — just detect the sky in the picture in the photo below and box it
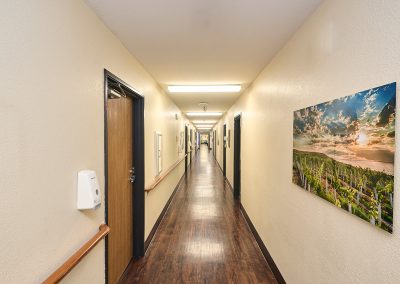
[293,82,396,174]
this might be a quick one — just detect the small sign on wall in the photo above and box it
[155,132,163,176]
[178,131,184,153]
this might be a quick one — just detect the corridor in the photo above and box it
[120,145,277,283]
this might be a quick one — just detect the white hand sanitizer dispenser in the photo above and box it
[77,170,101,210]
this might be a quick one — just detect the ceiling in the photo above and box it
[85,0,322,124]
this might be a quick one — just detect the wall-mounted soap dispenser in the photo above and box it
[77,170,101,210]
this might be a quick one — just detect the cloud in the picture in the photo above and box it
[376,95,396,127]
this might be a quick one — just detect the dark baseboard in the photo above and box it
[240,204,286,284]
[216,159,223,174]
[144,172,185,252]
[225,178,234,194]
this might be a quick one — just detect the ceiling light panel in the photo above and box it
[186,112,223,116]
[191,120,217,124]
[168,85,241,93]
[194,124,214,127]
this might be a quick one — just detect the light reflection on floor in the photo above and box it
[192,188,215,198]
[185,239,225,260]
[189,203,220,219]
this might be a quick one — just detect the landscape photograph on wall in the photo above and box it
[293,82,396,233]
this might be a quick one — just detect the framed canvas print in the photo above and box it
[292,82,396,233]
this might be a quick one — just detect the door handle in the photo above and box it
[129,167,136,183]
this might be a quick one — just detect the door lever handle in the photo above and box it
[129,167,136,183]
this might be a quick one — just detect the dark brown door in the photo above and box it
[234,115,241,198]
[107,95,133,284]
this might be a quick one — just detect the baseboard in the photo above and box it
[240,203,286,284]
[144,172,185,252]
[215,158,223,174]
[225,178,234,194]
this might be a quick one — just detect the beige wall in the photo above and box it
[214,0,400,283]
[0,0,189,283]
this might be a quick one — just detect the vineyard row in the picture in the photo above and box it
[293,150,393,233]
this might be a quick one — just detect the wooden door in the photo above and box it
[107,95,133,284]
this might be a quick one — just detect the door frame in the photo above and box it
[104,70,145,281]
[233,114,241,199]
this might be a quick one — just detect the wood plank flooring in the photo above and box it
[120,145,277,283]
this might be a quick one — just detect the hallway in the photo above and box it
[121,145,277,283]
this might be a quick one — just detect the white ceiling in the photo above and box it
[85,0,322,120]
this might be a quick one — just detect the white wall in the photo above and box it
[0,0,188,283]
[214,0,400,283]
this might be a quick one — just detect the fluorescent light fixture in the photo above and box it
[192,120,217,124]
[168,85,241,93]
[186,112,223,117]
[197,128,211,130]
[194,125,214,128]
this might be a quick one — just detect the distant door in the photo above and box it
[234,115,241,199]
[214,130,216,157]
[185,125,188,172]
[223,124,227,177]
[190,129,193,164]
[196,132,199,151]
[105,71,145,284]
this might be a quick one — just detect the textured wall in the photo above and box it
[214,0,400,282]
[0,0,187,282]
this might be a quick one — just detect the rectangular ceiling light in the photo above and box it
[192,120,217,124]
[197,127,212,130]
[168,85,241,93]
[194,124,214,128]
[186,112,223,116]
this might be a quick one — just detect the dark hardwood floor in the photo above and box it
[120,145,277,283]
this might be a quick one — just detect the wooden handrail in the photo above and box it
[43,224,110,284]
[145,153,188,192]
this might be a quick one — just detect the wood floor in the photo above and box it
[120,145,277,283]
